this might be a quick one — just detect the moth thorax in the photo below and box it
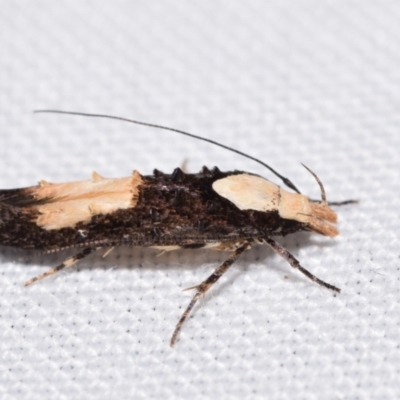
[279,190,338,237]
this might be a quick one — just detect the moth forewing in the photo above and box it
[1,110,355,346]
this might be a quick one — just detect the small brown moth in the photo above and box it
[0,111,355,346]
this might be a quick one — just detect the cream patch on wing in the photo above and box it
[212,174,280,212]
[30,170,143,230]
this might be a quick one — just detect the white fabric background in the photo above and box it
[1,2,399,399]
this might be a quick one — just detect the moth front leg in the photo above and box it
[170,242,250,347]
[263,237,340,292]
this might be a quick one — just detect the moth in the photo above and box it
[0,110,354,346]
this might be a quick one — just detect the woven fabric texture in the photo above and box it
[1,2,399,399]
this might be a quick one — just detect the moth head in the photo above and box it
[212,171,338,237]
[279,191,338,237]
[279,165,338,237]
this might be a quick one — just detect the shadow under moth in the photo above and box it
[0,110,355,346]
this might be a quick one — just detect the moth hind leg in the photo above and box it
[24,247,98,286]
[170,242,250,347]
[263,237,340,292]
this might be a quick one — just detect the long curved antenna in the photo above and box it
[34,110,301,194]
[301,163,327,204]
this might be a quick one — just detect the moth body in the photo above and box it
[0,167,337,252]
[1,110,353,346]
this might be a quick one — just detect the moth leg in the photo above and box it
[263,238,340,293]
[24,247,97,287]
[170,242,250,347]
[102,247,114,258]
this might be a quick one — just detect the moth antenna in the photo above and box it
[301,163,327,204]
[34,109,301,194]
